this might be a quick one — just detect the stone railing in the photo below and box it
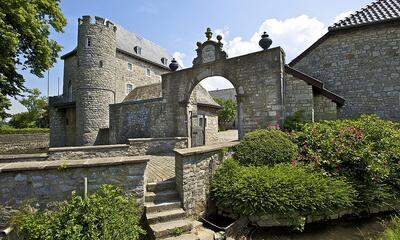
[128,137,189,155]
[0,133,49,155]
[174,141,239,219]
[48,144,130,160]
[0,156,149,229]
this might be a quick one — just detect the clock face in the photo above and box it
[202,45,216,63]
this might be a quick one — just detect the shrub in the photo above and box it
[283,110,305,132]
[380,216,400,240]
[11,185,145,240]
[235,129,298,166]
[0,125,49,134]
[211,159,356,218]
[290,115,400,208]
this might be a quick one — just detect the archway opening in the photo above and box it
[187,76,239,147]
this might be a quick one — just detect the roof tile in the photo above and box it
[329,0,400,31]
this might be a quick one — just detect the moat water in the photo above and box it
[250,214,393,240]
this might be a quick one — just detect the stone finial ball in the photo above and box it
[217,35,223,41]
[259,31,272,50]
[169,58,179,71]
[196,42,202,47]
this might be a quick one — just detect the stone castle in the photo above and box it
[49,0,399,148]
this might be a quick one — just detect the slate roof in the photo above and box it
[61,18,174,69]
[115,24,174,68]
[329,0,400,31]
[123,83,221,109]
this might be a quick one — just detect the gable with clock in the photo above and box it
[193,28,228,66]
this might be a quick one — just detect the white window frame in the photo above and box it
[126,83,134,95]
[127,62,133,71]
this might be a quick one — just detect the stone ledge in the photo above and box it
[0,153,48,160]
[174,141,239,156]
[128,137,189,143]
[0,156,149,173]
[49,144,129,152]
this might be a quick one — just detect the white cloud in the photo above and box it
[222,15,327,60]
[173,51,186,68]
[334,11,354,23]
[200,76,234,91]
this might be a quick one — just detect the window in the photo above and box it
[99,60,103,68]
[134,46,142,55]
[86,37,92,47]
[198,115,207,128]
[146,68,151,77]
[68,81,73,102]
[126,84,133,95]
[127,62,133,71]
[161,57,168,65]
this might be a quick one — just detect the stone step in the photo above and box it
[147,179,176,192]
[146,201,182,214]
[150,219,194,239]
[145,190,179,203]
[147,208,186,225]
[162,233,200,240]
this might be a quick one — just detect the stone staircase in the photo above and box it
[145,179,214,240]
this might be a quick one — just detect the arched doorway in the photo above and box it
[187,76,239,146]
[161,29,286,145]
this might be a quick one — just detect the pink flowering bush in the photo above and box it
[290,115,400,208]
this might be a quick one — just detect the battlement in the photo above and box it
[78,15,117,32]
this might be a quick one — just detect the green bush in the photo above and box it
[0,125,49,134]
[283,110,305,132]
[380,216,400,240]
[11,185,145,240]
[211,159,356,218]
[235,129,298,166]
[290,115,400,208]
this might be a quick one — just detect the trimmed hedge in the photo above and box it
[211,159,356,217]
[235,128,298,166]
[290,115,400,208]
[11,185,145,240]
[0,127,49,134]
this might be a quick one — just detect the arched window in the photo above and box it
[126,83,133,95]
[68,81,73,102]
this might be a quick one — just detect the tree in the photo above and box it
[0,0,66,119]
[9,88,48,128]
[215,98,237,131]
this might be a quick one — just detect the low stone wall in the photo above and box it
[174,141,239,218]
[0,156,149,228]
[128,137,188,155]
[48,144,130,160]
[0,133,49,155]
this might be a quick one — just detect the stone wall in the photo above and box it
[128,137,188,155]
[292,22,400,120]
[175,142,239,218]
[0,156,149,228]
[48,144,130,161]
[109,98,169,144]
[284,73,314,121]
[0,133,49,155]
[314,92,338,121]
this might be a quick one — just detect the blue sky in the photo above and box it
[9,0,372,114]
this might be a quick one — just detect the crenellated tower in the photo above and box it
[76,16,117,145]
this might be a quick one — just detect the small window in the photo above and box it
[161,57,168,65]
[146,68,151,77]
[68,81,73,102]
[134,46,142,55]
[86,37,92,47]
[127,62,133,71]
[99,60,103,68]
[126,84,133,95]
[198,116,207,128]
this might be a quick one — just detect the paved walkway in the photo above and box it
[146,130,238,183]
[147,154,175,183]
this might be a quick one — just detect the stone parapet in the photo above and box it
[48,144,130,161]
[128,137,189,155]
[174,141,239,218]
[0,156,149,229]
